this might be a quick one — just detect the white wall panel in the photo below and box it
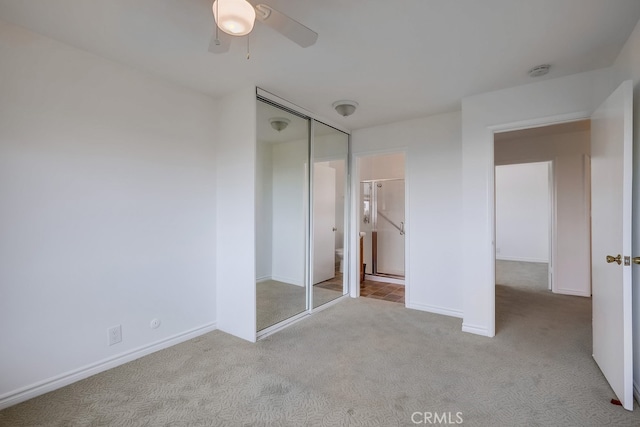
[461,68,614,336]
[352,112,463,318]
[0,20,218,407]
[495,163,550,263]
[216,87,256,342]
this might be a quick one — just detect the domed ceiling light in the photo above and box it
[269,117,291,132]
[333,100,358,117]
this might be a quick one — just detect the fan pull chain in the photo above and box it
[214,0,220,45]
[247,34,251,60]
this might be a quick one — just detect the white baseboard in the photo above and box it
[461,323,491,337]
[271,275,304,287]
[407,302,463,319]
[256,276,271,283]
[634,381,640,405]
[496,256,548,263]
[364,274,404,285]
[553,288,591,297]
[0,322,217,410]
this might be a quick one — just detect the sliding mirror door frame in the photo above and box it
[310,120,350,310]
[255,89,351,337]
[256,98,310,335]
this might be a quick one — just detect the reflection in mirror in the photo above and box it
[256,99,309,331]
[312,122,349,308]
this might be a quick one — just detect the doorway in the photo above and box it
[493,120,591,334]
[357,152,406,304]
[495,161,552,292]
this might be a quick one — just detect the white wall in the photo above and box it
[352,111,463,318]
[0,20,218,408]
[359,152,405,181]
[495,162,550,263]
[610,16,640,403]
[329,160,346,251]
[216,87,256,342]
[460,68,614,337]
[495,129,592,296]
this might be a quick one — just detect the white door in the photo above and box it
[313,164,336,284]
[591,80,633,410]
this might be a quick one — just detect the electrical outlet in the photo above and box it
[108,325,122,346]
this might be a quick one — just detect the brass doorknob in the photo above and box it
[633,257,640,265]
[606,254,622,265]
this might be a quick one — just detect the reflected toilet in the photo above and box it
[336,248,344,273]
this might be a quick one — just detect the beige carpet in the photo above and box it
[496,260,549,290]
[2,285,639,426]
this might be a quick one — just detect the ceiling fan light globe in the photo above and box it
[213,0,256,36]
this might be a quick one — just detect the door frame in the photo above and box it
[493,160,554,292]
[487,111,591,336]
[350,149,409,304]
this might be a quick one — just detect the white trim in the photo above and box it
[256,276,272,283]
[350,162,360,298]
[488,131,496,338]
[554,288,591,297]
[407,302,463,319]
[0,322,217,410]
[496,256,549,263]
[257,311,309,340]
[488,112,592,133]
[548,160,555,291]
[461,323,492,337]
[271,275,304,287]
[310,294,349,314]
[634,381,640,405]
[364,274,404,285]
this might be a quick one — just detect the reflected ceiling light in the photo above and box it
[269,117,291,132]
[333,100,358,117]
[528,64,550,77]
[213,0,256,36]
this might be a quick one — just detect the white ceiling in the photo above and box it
[1,0,639,131]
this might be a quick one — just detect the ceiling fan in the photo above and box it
[208,0,318,54]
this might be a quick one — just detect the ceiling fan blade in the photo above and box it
[254,4,318,48]
[208,31,231,54]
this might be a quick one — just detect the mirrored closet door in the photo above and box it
[256,96,350,333]
[255,99,310,331]
[311,122,349,308]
